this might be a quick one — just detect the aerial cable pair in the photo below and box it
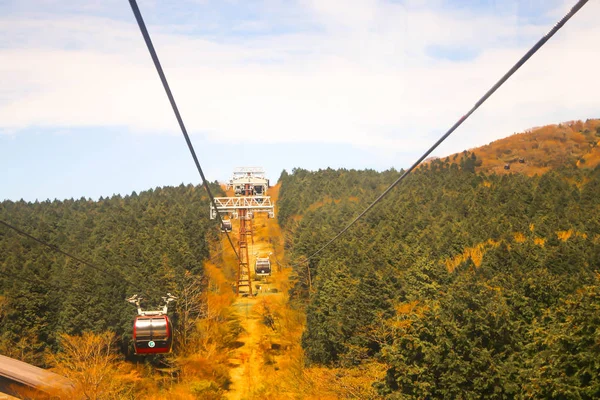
[127,0,589,267]
[0,0,588,355]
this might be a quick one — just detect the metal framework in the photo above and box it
[212,168,276,296]
[232,166,265,177]
[126,293,177,316]
[237,208,252,295]
[210,196,275,219]
[226,167,270,196]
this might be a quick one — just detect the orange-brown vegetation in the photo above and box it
[445,119,600,175]
[445,228,594,273]
[556,229,587,242]
[45,332,140,400]
[445,239,500,272]
[129,260,239,400]
[391,300,429,331]
[514,232,526,243]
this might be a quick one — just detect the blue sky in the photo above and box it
[1,0,598,201]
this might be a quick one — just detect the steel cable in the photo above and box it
[128,0,241,263]
[300,0,589,263]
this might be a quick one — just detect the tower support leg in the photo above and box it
[236,209,253,295]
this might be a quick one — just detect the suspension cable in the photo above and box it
[301,0,589,263]
[0,219,143,291]
[127,0,241,263]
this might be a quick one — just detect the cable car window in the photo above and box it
[135,318,153,340]
[135,317,169,340]
[151,318,168,340]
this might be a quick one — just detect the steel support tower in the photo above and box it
[237,208,252,295]
[211,173,274,295]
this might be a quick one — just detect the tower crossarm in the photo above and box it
[233,167,265,177]
[210,196,275,219]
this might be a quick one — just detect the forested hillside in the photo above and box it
[2,119,600,398]
[0,183,219,365]
[279,142,600,396]
[441,118,600,176]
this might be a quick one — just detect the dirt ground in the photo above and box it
[219,184,385,400]
[223,184,292,400]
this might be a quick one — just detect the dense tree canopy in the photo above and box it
[0,183,221,364]
[278,158,600,398]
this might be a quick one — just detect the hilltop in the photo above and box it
[442,119,600,175]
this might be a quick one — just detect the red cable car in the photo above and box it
[127,293,176,355]
[133,315,173,354]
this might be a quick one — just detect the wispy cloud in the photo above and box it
[0,0,598,159]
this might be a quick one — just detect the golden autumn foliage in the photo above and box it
[225,293,384,400]
[556,229,588,241]
[32,257,240,400]
[387,301,430,332]
[298,363,385,400]
[445,228,593,274]
[445,239,500,272]
[445,119,600,176]
[205,186,389,400]
[46,331,141,400]
[513,232,527,243]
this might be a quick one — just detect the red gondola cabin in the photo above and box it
[133,315,173,354]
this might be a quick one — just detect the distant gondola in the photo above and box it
[221,219,232,232]
[255,256,272,276]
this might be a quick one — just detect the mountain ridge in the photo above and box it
[441,118,600,175]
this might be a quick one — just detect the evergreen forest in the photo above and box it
[0,184,219,364]
[278,150,600,397]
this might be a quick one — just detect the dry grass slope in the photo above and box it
[458,119,600,175]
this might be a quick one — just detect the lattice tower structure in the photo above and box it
[237,208,252,295]
[236,183,254,295]
[211,169,275,295]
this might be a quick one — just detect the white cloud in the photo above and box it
[0,0,598,161]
